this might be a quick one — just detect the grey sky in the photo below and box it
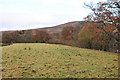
[0,0,107,31]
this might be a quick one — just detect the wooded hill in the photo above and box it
[1,21,119,53]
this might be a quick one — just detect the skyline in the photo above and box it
[0,0,106,31]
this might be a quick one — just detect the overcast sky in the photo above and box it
[0,0,107,31]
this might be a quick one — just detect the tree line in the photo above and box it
[2,30,50,43]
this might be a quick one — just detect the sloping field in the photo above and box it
[2,43,118,78]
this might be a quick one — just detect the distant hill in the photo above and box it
[1,21,89,35]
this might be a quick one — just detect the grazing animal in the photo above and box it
[29,48,31,50]
[24,48,31,50]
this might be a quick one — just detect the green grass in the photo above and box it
[2,43,118,78]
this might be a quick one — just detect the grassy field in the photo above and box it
[1,43,119,78]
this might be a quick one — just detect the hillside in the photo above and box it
[2,43,118,78]
[0,21,88,35]
[31,21,88,34]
